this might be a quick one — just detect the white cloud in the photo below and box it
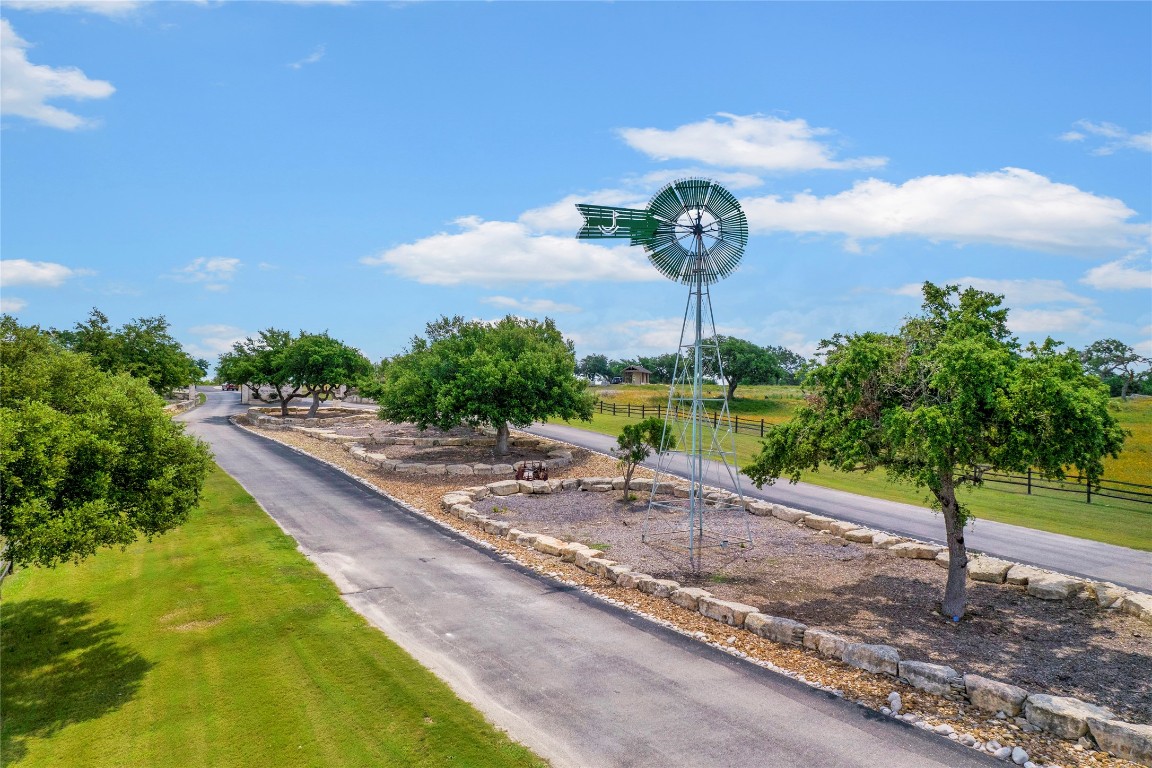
[0,297,29,313]
[2,1,148,16]
[481,296,582,314]
[1080,253,1152,291]
[289,44,326,70]
[171,257,242,290]
[1059,120,1152,155]
[0,258,91,287]
[1010,308,1099,335]
[362,217,661,286]
[620,113,887,172]
[1135,327,1152,358]
[0,20,115,130]
[185,324,249,359]
[743,168,1146,254]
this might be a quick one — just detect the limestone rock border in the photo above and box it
[437,478,1152,766]
[244,410,575,478]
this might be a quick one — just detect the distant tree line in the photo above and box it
[576,339,807,397]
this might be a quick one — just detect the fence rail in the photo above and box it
[593,400,1152,506]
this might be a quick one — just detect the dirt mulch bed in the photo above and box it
[472,491,1152,723]
[241,421,1149,767]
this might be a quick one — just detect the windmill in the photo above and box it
[576,178,753,572]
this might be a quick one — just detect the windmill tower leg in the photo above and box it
[642,243,752,574]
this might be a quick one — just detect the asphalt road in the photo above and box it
[524,423,1152,593]
[181,391,997,768]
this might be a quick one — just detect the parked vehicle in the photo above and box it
[222,383,237,391]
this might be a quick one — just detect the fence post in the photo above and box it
[1027,467,1032,495]
[734,414,739,433]
[641,405,645,418]
[1087,480,1092,504]
[612,403,616,416]
[760,419,765,438]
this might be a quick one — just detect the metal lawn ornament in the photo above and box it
[576,178,753,573]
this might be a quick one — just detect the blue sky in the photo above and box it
[2,1,1149,371]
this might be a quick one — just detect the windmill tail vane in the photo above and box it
[575,204,657,245]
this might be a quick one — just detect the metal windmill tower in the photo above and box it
[576,178,753,572]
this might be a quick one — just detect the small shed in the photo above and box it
[621,365,651,385]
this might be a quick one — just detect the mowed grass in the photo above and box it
[0,466,545,768]
[573,386,1152,551]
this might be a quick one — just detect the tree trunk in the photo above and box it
[495,422,510,456]
[937,470,970,620]
[307,391,320,418]
[277,388,290,418]
[622,463,636,500]
[727,378,738,400]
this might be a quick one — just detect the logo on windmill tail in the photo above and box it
[575,204,659,245]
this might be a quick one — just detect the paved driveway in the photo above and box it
[181,392,996,768]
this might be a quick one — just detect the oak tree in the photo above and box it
[1,316,212,568]
[743,283,1125,619]
[378,315,595,455]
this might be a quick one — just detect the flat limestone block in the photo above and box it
[968,556,1014,584]
[487,480,521,496]
[1027,575,1085,600]
[1091,582,1130,609]
[441,493,473,509]
[670,587,712,611]
[1024,694,1115,740]
[616,572,651,590]
[697,596,758,628]
[899,660,961,697]
[889,542,942,559]
[1121,592,1152,625]
[804,630,850,660]
[771,506,809,523]
[1087,718,1152,766]
[842,643,900,675]
[845,528,878,544]
[1005,564,1046,586]
[532,535,566,556]
[637,577,680,598]
[747,501,775,517]
[801,514,837,531]
[745,614,807,645]
[871,533,907,549]
[828,521,859,537]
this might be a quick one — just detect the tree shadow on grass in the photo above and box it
[1,598,153,764]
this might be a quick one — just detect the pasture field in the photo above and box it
[575,386,1152,551]
[0,467,544,768]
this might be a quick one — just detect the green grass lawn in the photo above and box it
[567,405,1152,552]
[0,466,545,768]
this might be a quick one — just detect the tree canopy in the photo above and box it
[743,283,1125,619]
[577,354,612,384]
[282,332,374,417]
[217,329,372,417]
[377,315,595,455]
[707,336,785,399]
[54,308,204,397]
[217,328,300,416]
[1,316,213,568]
